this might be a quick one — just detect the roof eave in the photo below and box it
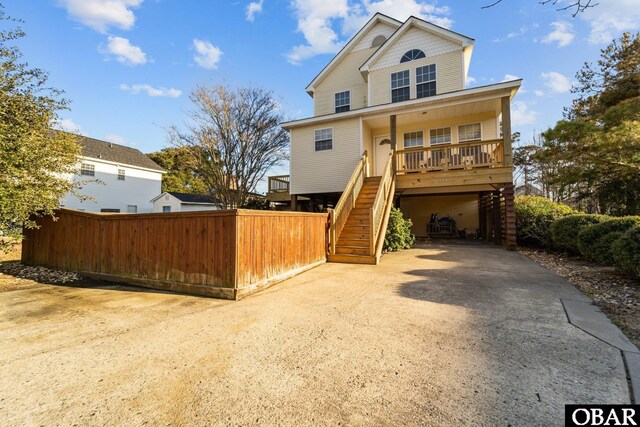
[282,79,522,130]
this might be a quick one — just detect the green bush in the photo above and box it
[550,214,609,254]
[611,226,640,278]
[578,216,640,264]
[515,195,576,247]
[384,207,415,252]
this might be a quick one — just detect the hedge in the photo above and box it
[384,207,415,252]
[611,226,640,278]
[515,195,576,247]
[550,214,609,254]
[577,216,640,265]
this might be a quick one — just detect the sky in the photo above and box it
[4,0,640,193]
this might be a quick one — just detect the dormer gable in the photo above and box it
[305,13,401,97]
[359,16,474,82]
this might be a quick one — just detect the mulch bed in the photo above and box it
[520,248,640,349]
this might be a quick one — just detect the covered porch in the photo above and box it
[359,89,516,248]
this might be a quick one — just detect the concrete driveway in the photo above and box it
[0,242,631,426]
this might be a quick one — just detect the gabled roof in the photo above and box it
[77,134,165,172]
[305,13,401,97]
[359,15,474,75]
[168,192,221,204]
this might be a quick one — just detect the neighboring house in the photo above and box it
[270,13,520,263]
[61,135,165,213]
[151,192,222,212]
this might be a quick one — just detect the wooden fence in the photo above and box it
[22,209,329,300]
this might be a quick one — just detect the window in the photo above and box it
[334,91,350,113]
[458,123,482,142]
[400,49,426,63]
[126,205,137,213]
[117,168,125,180]
[80,163,95,176]
[403,131,424,148]
[162,206,171,213]
[429,127,451,145]
[403,131,424,170]
[391,70,410,103]
[314,128,333,151]
[416,64,436,98]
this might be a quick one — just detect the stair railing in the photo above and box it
[329,151,368,255]
[369,151,396,259]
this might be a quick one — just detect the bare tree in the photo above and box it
[170,85,289,209]
[482,0,598,17]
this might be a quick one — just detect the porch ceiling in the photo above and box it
[363,98,500,130]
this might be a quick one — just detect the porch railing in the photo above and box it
[369,152,395,258]
[268,175,290,193]
[395,139,504,174]
[329,151,368,254]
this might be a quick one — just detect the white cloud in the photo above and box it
[511,101,539,126]
[535,90,544,97]
[286,0,451,65]
[119,84,182,97]
[246,0,264,22]
[55,118,83,134]
[104,36,147,65]
[542,21,574,47]
[192,39,223,69]
[58,0,143,33]
[466,75,476,85]
[502,74,520,82]
[581,0,640,44]
[540,71,572,93]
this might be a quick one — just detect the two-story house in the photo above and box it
[61,135,165,213]
[273,13,520,264]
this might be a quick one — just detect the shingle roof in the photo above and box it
[78,135,165,172]
[169,192,221,204]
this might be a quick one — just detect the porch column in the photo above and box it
[478,193,486,239]
[290,194,297,211]
[501,96,513,166]
[390,114,397,173]
[493,192,502,245]
[503,183,517,250]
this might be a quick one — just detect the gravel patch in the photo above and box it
[0,261,81,284]
[520,248,640,349]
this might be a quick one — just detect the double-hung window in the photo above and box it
[334,91,350,113]
[403,131,424,170]
[458,123,482,142]
[429,127,451,145]
[126,205,138,213]
[391,70,410,103]
[416,64,436,98]
[80,163,95,176]
[314,128,333,151]
[117,168,125,180]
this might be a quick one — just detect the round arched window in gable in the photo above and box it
[400,49,426,63]
[371,35,386,48]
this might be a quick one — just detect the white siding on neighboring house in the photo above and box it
[369,50,464,106]
[151,193,220,212]
[62,159,162,213]
[313,49,374,116]
[290,117,361,195]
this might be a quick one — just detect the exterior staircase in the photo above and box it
[328,177,381,264]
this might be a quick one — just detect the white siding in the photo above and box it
[369,50,464,106]
[313,48,373,116]
[369,27,461,71]
[62,159,162,213]
[352,22,397,52]
[290,117,361,195]
[152,193,183,212]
